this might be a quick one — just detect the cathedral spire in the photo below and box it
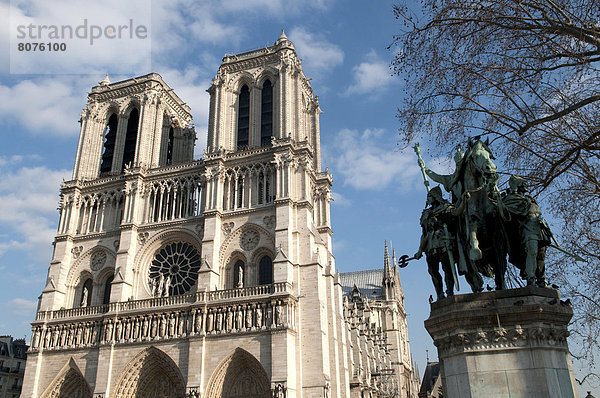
[384,240,391,278]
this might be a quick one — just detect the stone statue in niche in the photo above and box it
[115,321,122,342]
[236,306,243,330]
[237,265,244,288]
[133,318,140,340]
[194,310,203,334]
[245,305,253,328]
[226,307,233,331]
[216,309,223,332]
[159,315,166,337]
[92,323,99,344]
[206,310,214,333]
[276,303,284,326]
[32,328,40,349]
[142,317,149,339]
[52,328,59,347]
[67,326,74,346]
[125,319,131,341]
[43,328,51,348]
[81,286,89,307]
[82,323,89,345]
[256,305,263,328]
[168,314,175,336]
[60,327,67,346]
[151,317,158,338]
[75,325,83,345]
[178,313,185,336]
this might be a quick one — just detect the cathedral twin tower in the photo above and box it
[22,32,417,398]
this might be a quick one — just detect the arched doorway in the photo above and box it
[204,348,270,398]
[40,358,92,398]
[112,347,186,398]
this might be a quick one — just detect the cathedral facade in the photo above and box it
[22,32,418,398]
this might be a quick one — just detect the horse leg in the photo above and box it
[468,230,483,260]
[494,260,507,290]
[465,264,483,293]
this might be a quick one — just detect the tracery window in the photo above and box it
[148,242,201,296]
[100,113,118,175]
[237,85,250,150]
[260,79,273,146]
[121,108,139,171]
[258,256,273,285]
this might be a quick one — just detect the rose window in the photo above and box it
[148,242,201,296]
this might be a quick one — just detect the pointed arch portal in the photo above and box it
[40,358,92,398]
[112,346,186,398]
[205,348,270,398]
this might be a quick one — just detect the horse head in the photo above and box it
[467,140,497,182]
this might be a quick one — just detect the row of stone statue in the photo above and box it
[31,300,292,350]
[411,139,555,300]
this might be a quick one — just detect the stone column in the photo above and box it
[425,286,577,398]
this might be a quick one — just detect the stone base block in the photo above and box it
[425,286,577,398]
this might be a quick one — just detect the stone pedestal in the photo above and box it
[425,286,578,398]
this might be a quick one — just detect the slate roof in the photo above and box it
[339,269,384,299]
[419,362,440,396]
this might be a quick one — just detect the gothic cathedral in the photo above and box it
[22,32,419,398]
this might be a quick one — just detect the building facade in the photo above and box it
[0,336,28,398]
[23,32,418,398]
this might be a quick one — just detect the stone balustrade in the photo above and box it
[36,304,110,321]
[30,282,294,352]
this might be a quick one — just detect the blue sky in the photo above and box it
[0,0,589,392]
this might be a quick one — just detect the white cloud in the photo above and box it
[0,77,88,136]
[6,298,37,314]
[331,191,351,206]
[344,50,397,97]
[289,27,344,76]
[330,128,420,190]
[0,166,70,260]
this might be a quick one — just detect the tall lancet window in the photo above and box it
[237,85,250,150]
[260,79,273,146]
[259,256,273,285]
[121,108,139,171]
[166,126,174,165]
[100,113,118,175]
